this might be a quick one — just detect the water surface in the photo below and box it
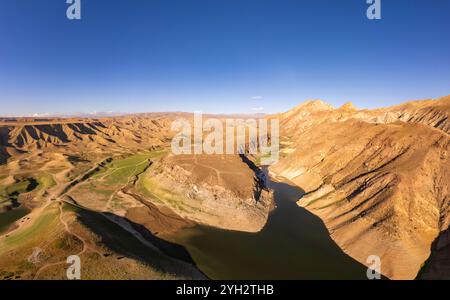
[169,177,367,279]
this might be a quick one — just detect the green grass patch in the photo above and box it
[88,183,114,197]
[101,152,164,185]
[138,176,187,212]
[254,153,272,166]
[54,234,79,250]
[0,204,59,252]
[35,173,56,191]
[5,180,30,196]
[0,173,55,199]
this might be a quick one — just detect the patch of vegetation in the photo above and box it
[0,177,38,210]
[0,206,30,234]
[109,196,125,210]
[88,183,114,197]
[53,234,79,250]
[17,260,34,271]
[138,177,187,212]
[62,201,81,213]
[98,151,165,185]
[103,156,150,185]
[35,173,56,192]
[5,180,33,196]
[0,204,60,252]
[0,173,55,204]
[254,153,272,166]
[0,270,15,280]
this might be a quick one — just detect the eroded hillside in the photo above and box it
[1,96,449,280]
[270,95,450,279]
[0,114,274,279]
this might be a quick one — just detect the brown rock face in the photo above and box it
[0,117,175,155]
[270,95,450,279]
[1,97,448,279]
[144,154,273,232]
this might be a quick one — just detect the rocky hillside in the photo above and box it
[270,95,450,279]
[1,97,448,279]
[140,154,273,232]
[365,96,450,134]
[0,116,177,164]
[274,95,450,139]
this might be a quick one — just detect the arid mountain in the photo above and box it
[144,154,273,232]
[0,96,449,280]
[274,95,450,138]
[0,114,274,279]
[270,95,450,279]
[0,117,172,150]
[365,96,450,134]
[0,116,178,166]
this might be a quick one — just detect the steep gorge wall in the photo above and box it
[270,96,450,279]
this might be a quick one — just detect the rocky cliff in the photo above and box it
[270,95,450,279]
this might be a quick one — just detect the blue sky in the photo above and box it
[0,0,449,115]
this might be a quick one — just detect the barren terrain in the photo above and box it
[270,95,450,279]
[0,95,449,280]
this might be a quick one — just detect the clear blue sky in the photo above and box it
[1,0,449,115]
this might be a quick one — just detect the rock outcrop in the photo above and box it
[270,95,450,279]
[142,154,273,233]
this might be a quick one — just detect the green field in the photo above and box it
[0,203,60,253]
[137,172,188,212]
[35,173,56,192]
[0,173,56,210]
[0,207,30,234]
[68,150,166,205]
[92,151,165,186]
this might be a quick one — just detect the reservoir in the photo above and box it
[169,176,368,279]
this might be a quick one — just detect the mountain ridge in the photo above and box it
[270,94,450,279]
